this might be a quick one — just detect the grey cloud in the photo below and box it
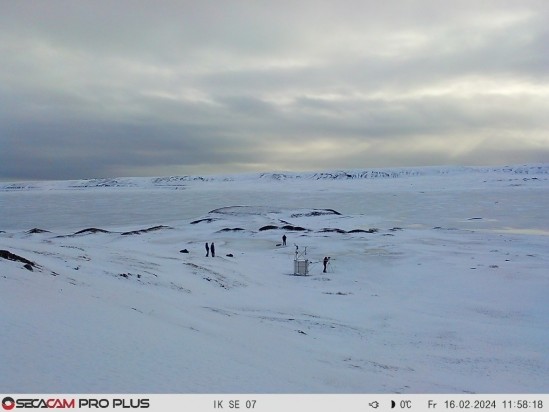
[1,1,548,180]
[0,116,253,180]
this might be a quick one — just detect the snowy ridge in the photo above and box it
[1,164,548,191]
[283,164,549,180]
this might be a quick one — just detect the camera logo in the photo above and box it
[1,397,15,411]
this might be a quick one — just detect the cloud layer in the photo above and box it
[1,1,548,180]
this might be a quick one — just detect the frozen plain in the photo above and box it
[0,165,548,394]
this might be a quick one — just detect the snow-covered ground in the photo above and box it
[1,165,548,393]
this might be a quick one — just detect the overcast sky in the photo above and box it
[1,1,548,180]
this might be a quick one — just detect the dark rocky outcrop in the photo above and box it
[190,218,217,224]
[281,225,308,232]
[27,228,50,234]
[73,228,111,235]
[259,225,279,231]
[0,250,38,271]
[121,225,171,235]
[320,228,347,234]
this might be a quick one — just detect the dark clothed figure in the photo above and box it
[211,242,215,257]
[205,242,210,257]
[282,235,287,246]
[323,256,330,273]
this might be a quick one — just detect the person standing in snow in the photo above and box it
[210,242,215,257]
[205,242,210,257]
[323,256,330,273]
[282,234,287,246]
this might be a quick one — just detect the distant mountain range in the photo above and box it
[1,164,548,191]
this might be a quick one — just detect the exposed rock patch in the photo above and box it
[27,228,50,234]
[73,228,111,235]
[121,225,172,235]
[0,250,38,271]
[259,225,279,231]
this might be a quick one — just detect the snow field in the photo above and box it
[1,166,548,393]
